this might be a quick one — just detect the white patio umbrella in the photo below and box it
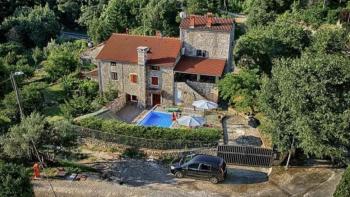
[192,100,218,110]
[177,116,205,127]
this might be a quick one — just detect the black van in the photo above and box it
[170,154,227,184]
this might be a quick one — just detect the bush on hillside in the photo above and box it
[0,162,34,197]
[334,166,350,197]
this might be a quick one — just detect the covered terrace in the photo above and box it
[174,56,226,83]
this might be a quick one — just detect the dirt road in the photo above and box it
[34,159,343,197]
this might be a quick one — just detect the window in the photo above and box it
[151,76,159,86]
[199,164,211,171]
[111,72,118,80]
[110,62,116,66]
[131,95,138,102]
[129,74,138,83]
[188,163,199,170]
[151,65,160,71]
[196,50,207,57]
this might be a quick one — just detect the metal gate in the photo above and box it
[217,145,274,167]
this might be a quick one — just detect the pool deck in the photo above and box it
[132,105,222,129]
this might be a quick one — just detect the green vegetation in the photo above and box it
[1,5,60,47]
[219,0,350,163]
[219,68,260,113]
[0,113,77,160]
[0,162,34,197]
[334,166,350,197]
[76,117,221,142]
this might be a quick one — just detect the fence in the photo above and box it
[217,145,274,167]
[73,126,218,150]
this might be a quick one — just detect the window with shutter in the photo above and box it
[130,74,138,83]
[151,76,159,86]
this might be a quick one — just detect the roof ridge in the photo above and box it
[112,33,180,40]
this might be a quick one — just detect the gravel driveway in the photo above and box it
[33,158,343,197]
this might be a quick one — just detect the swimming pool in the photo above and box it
[138,111,173,128]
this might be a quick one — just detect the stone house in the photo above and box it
[94,13,235,108]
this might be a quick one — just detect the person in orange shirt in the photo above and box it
[33,162,40,179]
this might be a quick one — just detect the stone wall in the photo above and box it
[98,61,147,107]
[175,82,206,106]
[108,93,127,113]
[146,67,175,106]
[186,80,219,102]
[80,137,217,160]
[180,28,235,72]
[181,29,231,59]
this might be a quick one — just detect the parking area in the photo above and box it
[34,155,343,197]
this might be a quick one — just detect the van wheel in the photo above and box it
[209,177,219,184]
[175,171,184,178]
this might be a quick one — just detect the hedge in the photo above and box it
[75,117,221,142]
[334,166,350,197]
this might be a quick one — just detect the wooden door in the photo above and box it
[152,94,161,106]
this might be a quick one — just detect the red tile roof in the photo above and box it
[180,15,235,32]
[174,56,226,77]
[96,34,181,67]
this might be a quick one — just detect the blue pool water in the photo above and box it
[138,111,173,128]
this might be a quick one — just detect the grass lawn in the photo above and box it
[42,83,66,121]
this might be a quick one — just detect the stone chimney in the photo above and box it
[137,46,149,66]
[189,15,196,28]
[206,12,213,28]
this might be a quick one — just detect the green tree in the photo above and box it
[259,53,350,161]
[334,166,350,197]
[43,42,81,81]
[1,5,60,47]
[0,112,77,160]
[309,24,349,53]
[60,95,95,118]
[0,112,48,159]
[0,113,11,134]
[90,0,132,42]
[186,0,219,15]
[234,21,309,73]
[2,82,48,118]
[246,0,294,27]
[57,0,81,28]
[219,69,260,113]
[0,162,34,197]
[132,0,179,36]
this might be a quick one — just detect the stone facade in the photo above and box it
[175,82,207,106]
[180,28,235,71]
[186,80,219,102]
[98,61,147,107]
[146,67,174,106]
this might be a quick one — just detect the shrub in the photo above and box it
[0,162,34,197]
[76,117,221,142]
[334,166,350,197]
[60,95,96,118]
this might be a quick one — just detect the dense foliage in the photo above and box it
[219,69,260,113]
[334,166,350,197]
[259,53,350,161]
[0,162,34,197]
[1,5,60,47]
[76,117,221,142]
[0,112,77,160]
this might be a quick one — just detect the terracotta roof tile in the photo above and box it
[96,34,181,67]
[174,56,226,77]
[180,15,235,32]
